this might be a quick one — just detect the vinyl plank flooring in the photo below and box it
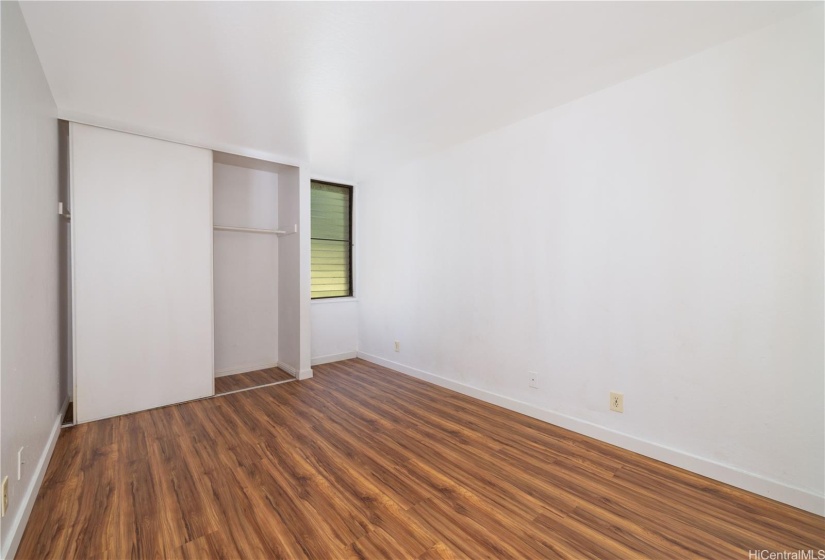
[16,358,825,559]
[214,366,294,395]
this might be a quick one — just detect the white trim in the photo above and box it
[276,361,298,377]
[214,225,294,236]
[69,124,79,420]
[311,297,358,305]
[277,362,314,381]
[356,351,825,516]
[58,111,305,169]
[214,378,297,397]
[311,351,357,366]
[2,398,69,560]
[209,149,215,399]
[215,361,281,378]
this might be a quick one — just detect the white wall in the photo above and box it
[0,2,61,557]
[297,165,313,379]
[278,166,301,375]
[213,161,279,375]
[310,178,358,366]
[311,300,358,365]
[357,8,824,514]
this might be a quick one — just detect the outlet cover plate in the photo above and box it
[610,391,624,413]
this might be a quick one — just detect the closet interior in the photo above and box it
[212,152,301,395]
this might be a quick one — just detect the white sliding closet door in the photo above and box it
[71,123,214,423]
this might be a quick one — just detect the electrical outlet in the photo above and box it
[529,371,538,389]
[17,447,24,480]
[394,341,400,352]
[2,476,8,517]
[610,391,624,413]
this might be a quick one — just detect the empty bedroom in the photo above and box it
[0,1,823,559]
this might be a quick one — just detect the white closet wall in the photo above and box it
[212,151,301,378]
[278,166,301,373]
[213,157,280,375]
[71,123,214,423]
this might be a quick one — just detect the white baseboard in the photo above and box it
[276,361,298,378]
[356,351,824,516]
[215,360,280,378]
[2,398,69,560]
[277,361,313,381]
[311,351,357,366]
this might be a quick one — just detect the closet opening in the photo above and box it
[212,151,302,396]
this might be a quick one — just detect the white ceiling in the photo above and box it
[21,1,812,181]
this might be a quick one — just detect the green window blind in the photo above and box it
[311,181,352,299]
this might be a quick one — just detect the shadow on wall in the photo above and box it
[58,120,72,406]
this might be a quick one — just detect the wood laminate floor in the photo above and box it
[214,367,295,395]
[17,359,825,559]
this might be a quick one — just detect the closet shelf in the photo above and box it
[214,224,297,236]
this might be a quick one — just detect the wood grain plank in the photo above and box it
[214,367,294,395]
[15,358,825,559]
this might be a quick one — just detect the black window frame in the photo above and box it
[310,179,354,300]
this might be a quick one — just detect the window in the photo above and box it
[311,180,353,299]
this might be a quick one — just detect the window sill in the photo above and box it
[311,297,358,305]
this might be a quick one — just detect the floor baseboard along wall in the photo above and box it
[2,398,69,560]
[356,352,824,516]
[215,361,281,378]
[311,351,358,366]
[277,362,299,378]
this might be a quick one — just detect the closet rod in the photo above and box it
[214,225,285,235]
